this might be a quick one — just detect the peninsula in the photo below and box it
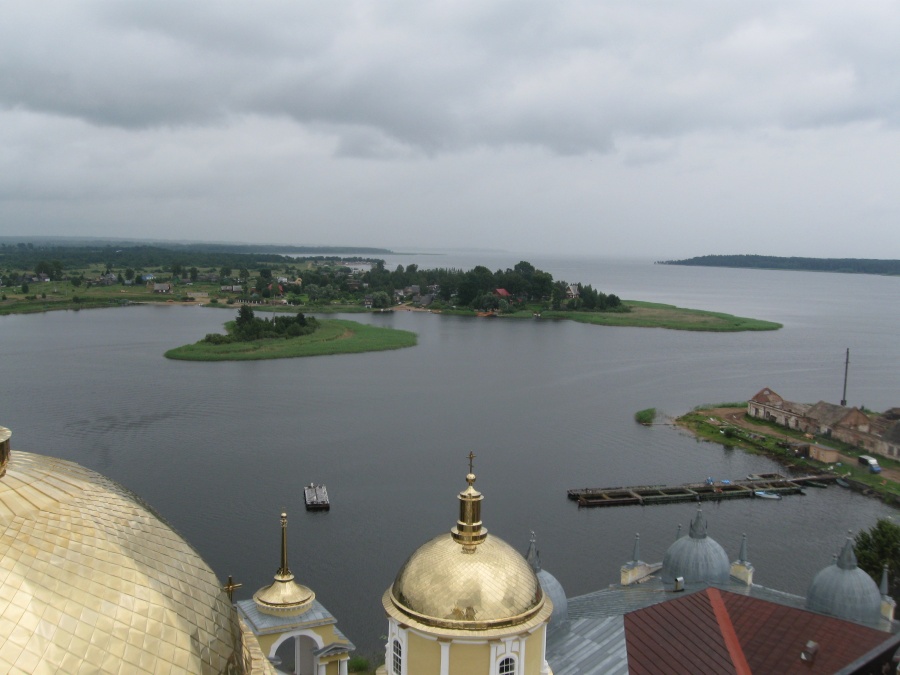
[0,241,780,331]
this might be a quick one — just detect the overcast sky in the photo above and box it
[2,1,899,259]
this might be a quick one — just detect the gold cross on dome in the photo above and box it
[468,451,476,474]
[223,575,242,602]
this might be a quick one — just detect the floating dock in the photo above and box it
[304,483,330,511]
[568,473,838,508]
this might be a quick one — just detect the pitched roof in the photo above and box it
[623,587,891,675]
[807,401,854,427]
[750,388,783,405]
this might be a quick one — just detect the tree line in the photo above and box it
[203,306,318,344]
[657,255,900,276]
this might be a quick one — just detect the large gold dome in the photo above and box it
[0,440,243,674]
[388,531,546,631]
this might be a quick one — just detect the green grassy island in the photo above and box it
[165,314,417,361]
[556,301,782,331]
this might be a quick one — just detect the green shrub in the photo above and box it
[635,408,657,425]
[348,656,370,672]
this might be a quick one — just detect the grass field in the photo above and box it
[164,319,417,361]
[541,301,782,331]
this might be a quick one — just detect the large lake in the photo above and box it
[2,254,898,655]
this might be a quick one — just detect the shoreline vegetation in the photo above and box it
[165,317,417,361]
[657,254,900,276]
[634,408,657,425]
[675,404,900,506]
[0,242,780,331]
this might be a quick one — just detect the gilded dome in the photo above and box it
[385,463,550,632]
[389,531,545,630]
[0,443,242,674]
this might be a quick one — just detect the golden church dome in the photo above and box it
[389,531,545,630]
[0,435,243,674]
[385,456,550,632]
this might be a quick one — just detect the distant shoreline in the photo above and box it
[657,255,900,276]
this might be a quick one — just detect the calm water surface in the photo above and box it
[1,256,898,655]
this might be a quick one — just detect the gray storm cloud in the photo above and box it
[1,0,899,256]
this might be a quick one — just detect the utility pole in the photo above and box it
[840,348,849,406]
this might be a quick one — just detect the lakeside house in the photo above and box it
[748,387,900,459]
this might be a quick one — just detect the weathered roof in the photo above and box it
[881,420,900,444]
[807,401,855,428]
[552,578,895,675]
[546,616,628,675]
[625,587,893,675]
[750,387,784,405]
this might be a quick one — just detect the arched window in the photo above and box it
[499,656,516,674]
[392,639,402,674]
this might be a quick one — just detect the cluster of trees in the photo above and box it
[204,306,319,344]
[855,518,900,598]
[359,260,623,312]
[0,243,625,315]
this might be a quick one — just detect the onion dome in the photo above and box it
[806,536,882,624]
[252,512,315,616]
[661,507,730,586]
[526,531,568,629]
[0,435,242,673]
[385,454,551,632]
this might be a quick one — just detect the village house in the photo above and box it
[748,387,900,460]
[747,387,810,430]
[152,283,172,293]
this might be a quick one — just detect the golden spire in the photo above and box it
[252,511,315,616]
[451,452,488,552]
[278,511,290,577]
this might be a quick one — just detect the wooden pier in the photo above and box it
[568,473,838,508]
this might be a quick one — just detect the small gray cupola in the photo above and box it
[661,507,730,587]
[806,535,883,625]
[526,531,568,630]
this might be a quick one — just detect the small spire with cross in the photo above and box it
[223,575,242,603]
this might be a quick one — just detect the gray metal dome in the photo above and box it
[661,508,730,586]
[526,532,568,630]
[806,537,882,625]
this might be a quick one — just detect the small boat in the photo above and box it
[304,483,330,511]
[804,481,829,488]
[835,478,850,488]
[754,490,782,500]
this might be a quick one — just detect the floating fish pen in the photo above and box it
[569,473,837,508]
[304,483,330,511]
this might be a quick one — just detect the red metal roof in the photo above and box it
[625,588,891,674]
